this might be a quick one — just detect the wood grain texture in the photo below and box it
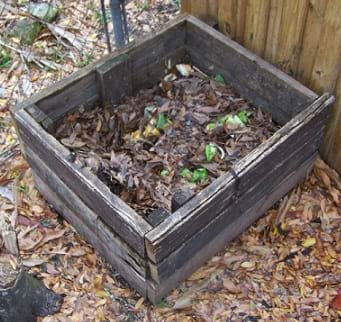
[146,153,316,303]
[25,146,145,275]
[309,0,341,93]
[217,0,247,42]
[145,94,333,264]
[32,173,147,297]
[322,73,341,171]
[14,109,152,256]
[273,0,309,76]
[244,0,270,56]
[185,16,317,124]
[148,136,323,283]
[185,1,341,174]
[297,0,328,84]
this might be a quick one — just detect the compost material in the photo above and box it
[56,65,280,217]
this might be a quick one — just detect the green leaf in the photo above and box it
[211,74,225,84]
[205,144,218,161]
[225,115,245,127]
[218,115,229,125]
[160,169,169,177]
[206,122,216,131]
[0,49,11,69]
[180,168,192,179]
[156,113,168,129]
[158,298,171,308]
[237,111,249,124]
[192,168,208,183]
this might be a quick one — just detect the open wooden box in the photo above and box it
[11,15,334,303]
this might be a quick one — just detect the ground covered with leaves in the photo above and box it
[0,1,340,321]
[56,64,279,217]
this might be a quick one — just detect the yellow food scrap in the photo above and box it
[131,130,142,142]
[302,237,316,248]
[143,124,160,137]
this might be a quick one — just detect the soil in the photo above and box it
[56,64,280,217]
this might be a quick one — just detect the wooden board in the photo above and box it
[146,152,316,303]
[11,14,335,304]
[14,109,152,256]
[145,94,333,264]
[148,134,322,283]
[25,146,145,274]
[32,173,147,297]
[185,16,317,124]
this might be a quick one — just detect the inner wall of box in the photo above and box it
[32,22,314,133]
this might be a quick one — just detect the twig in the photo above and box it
[0,214,19,256]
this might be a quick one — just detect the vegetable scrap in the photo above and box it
[56,64,280,217]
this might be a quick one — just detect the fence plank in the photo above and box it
[274,0,309,76]
[244,0,270,56]
[184,0,341,174]
[297,0,328,84]
[309,0,341,93]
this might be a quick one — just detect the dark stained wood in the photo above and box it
[97,47,186,107]
[32,173,147,297]
[24,146,145,275]
[185,15,318,125]
[171,187,195,212]
[10,14,334,304]
[131,47,186,92]
[145,94,333,264]
[14,109,152,256]
[146,153,316,303]
[97,53,132,106]
[148,133,322,283]
[146,208,170,228]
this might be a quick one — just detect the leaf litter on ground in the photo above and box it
[1,1,340,320]
[56,64,280,218]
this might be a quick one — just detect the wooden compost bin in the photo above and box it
[11,15,334,303]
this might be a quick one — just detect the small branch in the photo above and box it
[0,214,19,256]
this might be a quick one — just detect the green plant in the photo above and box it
[51,45,66,63]
[209,73,225,84]
[0,48,11,69]
[76,53,94,67]
[192,168,208,183]
[136,0,150,11]
[160,169,169,177]
[205,143,217,161]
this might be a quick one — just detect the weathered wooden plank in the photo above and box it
[244,0,270,57]
[131,47,186,92]
[218,0,236,37]
[14,109,152,256]
[38,72,99,122]
[97,53,132,106]
[274,0,309,76]
[24,145,145,274]
[185,16,317,123]
[146,153,316,303]
[97,47,186,106]
[32,173,147,297]
[129,22,186,74]
[322,73,341,170]
[296,0,328,84]
[148,132,323,282]
[145,94,333,264]
[309,0,341,93]
[181,0,192,14]
[263,0,284,64]
[10,14,189,118]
